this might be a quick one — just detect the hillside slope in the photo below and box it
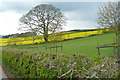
[17,33,115,56]
[0,29,106,46]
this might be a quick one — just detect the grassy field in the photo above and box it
[10,32,115,56]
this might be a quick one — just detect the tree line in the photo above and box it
[2,32,37,38]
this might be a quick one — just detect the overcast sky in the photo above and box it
[0,0,118,35]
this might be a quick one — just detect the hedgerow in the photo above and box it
[2,48,119,79]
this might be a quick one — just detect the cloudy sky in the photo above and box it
[0,0,117,35]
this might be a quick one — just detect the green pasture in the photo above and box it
[8,33,115,56]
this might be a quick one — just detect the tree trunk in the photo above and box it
[43,26,49,42]
[44,27,48,42]
[115,1,120,71]
[118,2,120,74]
[114,33,120,59]
[118,34,120,59]
[44,34,48,42]
[118,1,120,59]
[115,33,120,78]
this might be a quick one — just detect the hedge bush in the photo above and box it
[2,48,119,79]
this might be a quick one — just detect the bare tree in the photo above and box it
[19,4,66,42]
[97,2,119,33]
[97,2,120,59]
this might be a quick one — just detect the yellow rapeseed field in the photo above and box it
[0,29,109,46]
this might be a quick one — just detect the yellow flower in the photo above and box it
[0,29,109,46]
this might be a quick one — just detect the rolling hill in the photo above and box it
[12,32,115,56]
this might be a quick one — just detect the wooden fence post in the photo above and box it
[98,48,100,55]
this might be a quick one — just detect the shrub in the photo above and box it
[2,48,119,79]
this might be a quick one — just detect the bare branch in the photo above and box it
[19,4,67,42]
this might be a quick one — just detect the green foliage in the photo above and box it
[2,48,119,79]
